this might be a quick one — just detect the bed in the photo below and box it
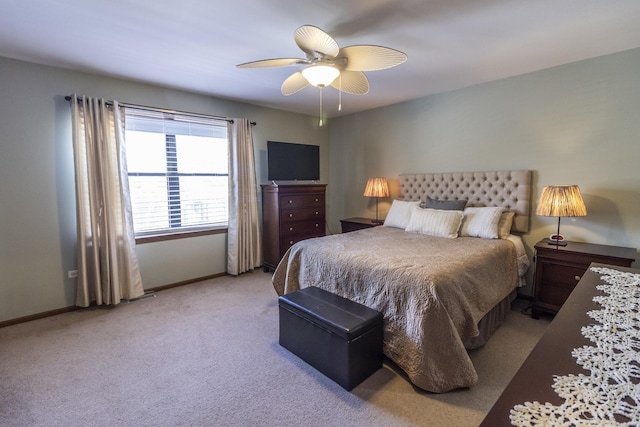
[272,170,532,393]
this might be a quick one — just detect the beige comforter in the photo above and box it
[272,226,520,393]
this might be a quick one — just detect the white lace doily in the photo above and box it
[510,266,640,426]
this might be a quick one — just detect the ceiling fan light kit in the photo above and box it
[301,64,340,87]
[237,25,407,125]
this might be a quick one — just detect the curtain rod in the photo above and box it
[64,95,256,126]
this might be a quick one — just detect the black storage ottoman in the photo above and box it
[278,286,383,391]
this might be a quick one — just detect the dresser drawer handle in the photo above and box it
[315,211,319,215]
[315,223,319,228]
[288,200,293,204]
[289,227,294,231]
[575,275,581,281]
[289,240,294,245]
[315,198,319,202]
[289,213,293,218]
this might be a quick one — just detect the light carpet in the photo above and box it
[0,271,549,427]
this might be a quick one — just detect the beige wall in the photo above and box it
[328,48,640,294]
[2,47,639,322]
[0,56,329,323]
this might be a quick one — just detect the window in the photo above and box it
[124,107,229,238]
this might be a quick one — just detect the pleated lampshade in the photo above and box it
[536,185,587,217]
[363,178,389,198]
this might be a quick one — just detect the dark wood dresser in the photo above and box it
[532,239,636,318]
[481,263,640,426]
[261,184,326,271]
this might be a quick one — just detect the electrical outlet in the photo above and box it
[68,270,78,278]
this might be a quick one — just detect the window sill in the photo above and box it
[135,226,228,244]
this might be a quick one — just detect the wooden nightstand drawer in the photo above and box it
[537,262,584,308]
[540,263,584,288]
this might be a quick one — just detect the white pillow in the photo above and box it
[460,206,505,239]
[498,211,516,238]
[383,200,421,229]
[405,207,464,238]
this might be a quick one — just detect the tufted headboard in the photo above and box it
[399,170,532,233]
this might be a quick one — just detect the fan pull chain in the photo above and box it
[319,87,323,127]
[338,74,342,111]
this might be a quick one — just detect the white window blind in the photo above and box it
[124,107,229,237]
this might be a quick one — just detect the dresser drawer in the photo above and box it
[281,230,324,252]
[279,193,324,209]
[281,207,324,223]
[281,219,324,238]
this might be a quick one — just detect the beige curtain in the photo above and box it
[70,95,144,307]
[227,118,261,275]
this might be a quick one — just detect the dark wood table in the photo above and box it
[532,240,636,317]
[480,262,640,426]
[339,217,382,233]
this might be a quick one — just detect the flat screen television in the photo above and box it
[267,141,320,181]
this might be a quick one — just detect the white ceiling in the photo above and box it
[2,0,640,118]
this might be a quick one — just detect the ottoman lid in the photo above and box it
[279,286,382,341]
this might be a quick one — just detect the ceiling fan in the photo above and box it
[236,25,407,125]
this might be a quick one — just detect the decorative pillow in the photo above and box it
[424,196,467,211]
[405,207,464,238]
[498,211,516,238]
[383,200,421,229]
[460,206,506,239]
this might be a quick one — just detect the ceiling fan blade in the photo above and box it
[294,25,339,58]
[281,71,309,96]
[340,45,407,71]
[330,70,369,95]
[236,58,305,68]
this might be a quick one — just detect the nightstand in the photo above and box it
[532,239,636,318]
[340,217,383,233]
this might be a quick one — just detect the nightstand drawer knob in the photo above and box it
[289,227,294,231]
[288,200,293,204]
[575,275,581,281]
[315,223,319,228]
[289,213,293,218]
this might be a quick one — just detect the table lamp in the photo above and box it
[363,177,389,224]
[536,185,587,246]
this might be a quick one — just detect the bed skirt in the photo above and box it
[463,289,516,349]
